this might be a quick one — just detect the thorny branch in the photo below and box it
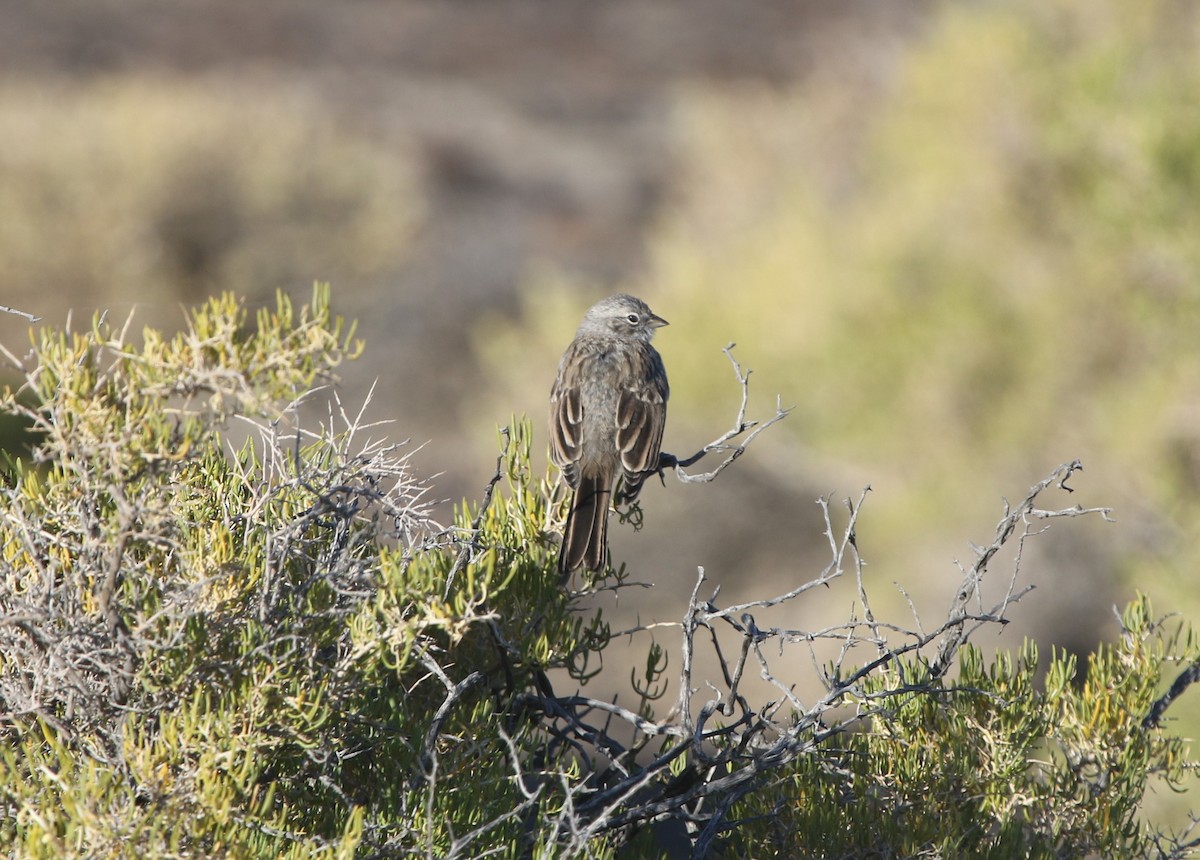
[515,460,1119,858]
[658,344,792,485]
[1144,661,1200,731]
[445,426,509,597]
[0,304,41,323]
[929,459,1113,678]
[0,373,440,759]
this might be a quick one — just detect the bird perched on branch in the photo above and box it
[549,294,670,575]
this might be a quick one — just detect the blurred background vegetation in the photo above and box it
[481,0,1200,703]
[5,0,1200,828]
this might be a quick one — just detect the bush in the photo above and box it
[0,77,417,317]
[2,290,1198,858]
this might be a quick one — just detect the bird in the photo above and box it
[549,294,670,575]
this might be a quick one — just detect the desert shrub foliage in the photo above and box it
[1,290,1199,858]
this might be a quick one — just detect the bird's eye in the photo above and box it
[626,313,640,324]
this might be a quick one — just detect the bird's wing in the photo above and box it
[615,348,669,499]
[549,353,584,487]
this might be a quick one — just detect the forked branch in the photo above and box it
[658,344,791,484]
[523,459,1120,858]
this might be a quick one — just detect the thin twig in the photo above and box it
[1143,661,1200,730]
[446,426,509,597]
[658,344,792,484]
[0,305,41,323]
[929,459,1112,678]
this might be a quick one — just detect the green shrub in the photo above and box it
[2,289,1198,858]
[0,77,417,317]
[731,599,1199,858]
[0,288,602,858]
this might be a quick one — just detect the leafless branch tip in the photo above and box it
[657,344,791,486]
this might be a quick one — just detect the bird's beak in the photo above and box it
[649,313,669,328]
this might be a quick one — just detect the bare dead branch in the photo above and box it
[658,344,792,484]
[510,458,1124,856]
[929,459,1113,678]
[1143,661,1200,730]
[0,304,41,323]
[418,654,487,775]
[446,426,509,597]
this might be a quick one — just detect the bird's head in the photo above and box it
[579,293,668,342]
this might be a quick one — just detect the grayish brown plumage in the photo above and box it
[549,294,669,574]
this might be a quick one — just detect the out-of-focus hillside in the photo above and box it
[0,0,923,495]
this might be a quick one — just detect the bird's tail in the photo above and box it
[558,472,610,576]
